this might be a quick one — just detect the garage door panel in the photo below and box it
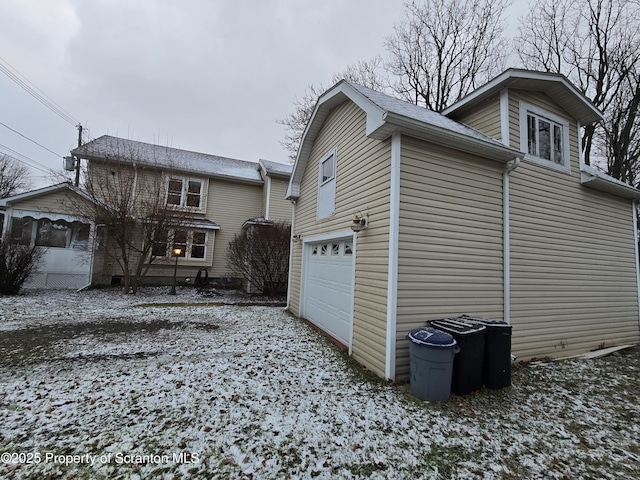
[303,238,354,347]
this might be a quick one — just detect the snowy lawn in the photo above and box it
[1,288,639,480]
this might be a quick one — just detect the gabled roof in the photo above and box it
[259,159,292,178]
[0,182,93,207]
[287,80,522,199]
[442,69,603,125]
[72,135,263,184]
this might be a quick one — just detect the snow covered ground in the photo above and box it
[1,288,639,479]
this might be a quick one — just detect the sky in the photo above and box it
[0,0,529,189]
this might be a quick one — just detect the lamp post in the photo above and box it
[169,247,182,295]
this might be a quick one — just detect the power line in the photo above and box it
[0,56,78,127]
[0,144,55,175]
[0,121,63,158]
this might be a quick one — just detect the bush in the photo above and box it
[0,239,42,295]
[226,221,290,296]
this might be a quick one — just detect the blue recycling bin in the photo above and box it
[407,327,459,402]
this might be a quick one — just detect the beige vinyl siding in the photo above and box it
[11,190,90,215]
[507,90,640,359]
[267,177,292,222]
[395,137,505,381]
[289,100,392,378]
[205,179,263,278]
[446,93,502,141]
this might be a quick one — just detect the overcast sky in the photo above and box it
[0,0,529,189]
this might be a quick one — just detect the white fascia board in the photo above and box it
[580,166,640,199]
[287,81,385,200]
[443,69,603,125]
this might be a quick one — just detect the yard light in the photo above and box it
[169,247,182,295]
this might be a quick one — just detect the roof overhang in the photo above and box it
[286,81,521,200]
[443,69,603,125]
[580,165,640,200]
[0,182,94,207]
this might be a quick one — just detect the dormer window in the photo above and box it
[166,176,205,209]
[520,102,570,172]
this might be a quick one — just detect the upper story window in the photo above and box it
[166,177,205,209]
[519,102,570,172]
[317,149,337,219]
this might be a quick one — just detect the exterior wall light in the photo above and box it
[350,214,369,232]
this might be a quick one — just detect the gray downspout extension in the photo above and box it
[503,157,521,324]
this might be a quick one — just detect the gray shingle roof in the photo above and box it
[72,135,263,183]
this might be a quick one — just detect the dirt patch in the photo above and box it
[0,319,219,366]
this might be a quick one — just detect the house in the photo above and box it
[68,135,292,287]
[0,136,292,290]
[285,68,640,382]
[0,183,98,289]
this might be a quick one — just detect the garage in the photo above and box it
[302,237,355,348]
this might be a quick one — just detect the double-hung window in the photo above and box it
[166,177,205,209]
[152,229,207,260]
[520,102,570,172]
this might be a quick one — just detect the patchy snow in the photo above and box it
[1,289,639,479]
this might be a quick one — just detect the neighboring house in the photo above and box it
[286,68,640,381]
[0,183,98,289]
[0,136,291,291]
[69,135,292,287]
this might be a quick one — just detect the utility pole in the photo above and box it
[75,124,82,186]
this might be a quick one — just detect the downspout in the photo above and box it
[286,198,296,310]
[633,201,640,326]
[503,157,521,324]
[385,131,401,381]
[265,176,272,220]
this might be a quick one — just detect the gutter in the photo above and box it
[503,157,521,324]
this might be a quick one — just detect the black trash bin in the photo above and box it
[406,327,459,402]
[459,315,512,389]
[429,319,486,395]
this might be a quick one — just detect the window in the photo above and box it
[191,232,206,259]
[11,217,34,245]
[331,243,340,255]
[166,177,204,209]
[317,149,337,219]
[153,229,207,260]
[321,155,335,184]
[344,242,353,255]
[10,217,90,249]
[520,102,570,172]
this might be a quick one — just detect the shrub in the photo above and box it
[226,221,290,296]
[0,239,42,295]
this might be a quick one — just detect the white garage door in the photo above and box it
[303,237,354,347]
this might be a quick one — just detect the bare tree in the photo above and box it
[516,0,640,182]
[77,143,189,294]
[0,155,30,199]
[226,221,291,296]
[278,57,386,162]
[384,0,511,111]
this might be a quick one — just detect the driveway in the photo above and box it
[1,288,639,479]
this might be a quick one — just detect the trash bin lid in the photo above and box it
[430,318,486,335]
[458,315,511,329]
[407,327,457,347]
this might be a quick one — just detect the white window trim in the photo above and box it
[316,148,337,220]
[165,176,207,211]
[519,101,571,174]
[154,229,208,261]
